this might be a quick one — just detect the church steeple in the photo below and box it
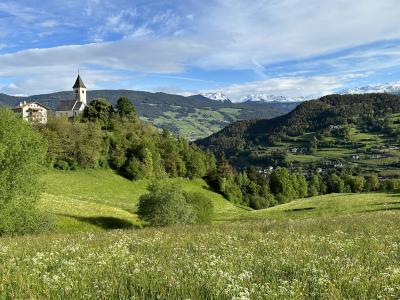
[73,74,87,104]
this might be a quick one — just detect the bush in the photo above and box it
[0,108,51,234]
[383,178,400,192]
[184,192,214,224]
[54,160,70,170]
[137,181,194,227]
[249,194,276,210]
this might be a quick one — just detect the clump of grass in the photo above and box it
[0,211,399,299]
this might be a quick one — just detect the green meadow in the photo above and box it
[0,170,399,299]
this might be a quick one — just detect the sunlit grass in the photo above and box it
[0,211,399,299]
[41,170,247,233]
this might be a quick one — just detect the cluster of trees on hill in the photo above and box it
[198,93,400,158]
[39,97,216,180]
[204,154,400,209]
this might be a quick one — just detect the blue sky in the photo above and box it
[0,0,400,101]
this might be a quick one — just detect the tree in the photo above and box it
[116,97,136,119]
[308,173,327,197]
[184,192,214,224]
[350,176,366,193]
[84,98,113,127]
[137,181,194,227]
[269,167,296,203]
[0,108,49,234]
[327,173,345,193]
[365,175,379,192]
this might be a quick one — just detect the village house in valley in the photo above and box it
[55,74,87,117]
[12,101,48,124]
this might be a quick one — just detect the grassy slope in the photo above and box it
[2,171,400,298]
[41,169,246,233]
[246,192,400,221]
[2,200,400,298]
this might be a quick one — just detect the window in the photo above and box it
[82,90,85,94]
[75,90,78,93]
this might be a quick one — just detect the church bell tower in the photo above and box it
[73,74,87,104]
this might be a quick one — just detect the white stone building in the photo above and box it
[12,101,48,124]
[55,75,87,117]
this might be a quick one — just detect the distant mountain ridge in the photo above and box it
[0,89,296,140]
[341,81,400,95]
[201,92,231,103]
[240,94,309,103]
[199,92,310,103]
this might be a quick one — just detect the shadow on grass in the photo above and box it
[372,201,400,206]
[59,214,138,230]
[284,207,315,213]
[366,207,400,213]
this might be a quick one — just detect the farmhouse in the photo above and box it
[55,74,87,117]
[12,101,48,124]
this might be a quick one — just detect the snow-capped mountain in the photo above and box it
[201,92,231,103]
[240,94,309,103]
[341,81,400,95]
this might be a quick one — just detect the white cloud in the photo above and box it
[209,74,371,101]
[1,0,400,97]
[40,20,58,28]
[0,38,206,75]
[193,0,400,70]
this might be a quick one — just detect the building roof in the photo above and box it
[13,101,49,110]
[73,102,85,111]
[56,100,77,111]
[73,75,86,89]
[56,100,86,112]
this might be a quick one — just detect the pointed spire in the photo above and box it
[73,74,86,89]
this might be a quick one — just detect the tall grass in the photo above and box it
[0,211,399,299]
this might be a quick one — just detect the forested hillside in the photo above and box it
[0,90,296,140]
[197,93,400,176]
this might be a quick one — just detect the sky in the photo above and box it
[0,0,400,101]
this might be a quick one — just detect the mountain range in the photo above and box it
[0,90,297,140]
[340,81,400,95]
[200,92,310,103]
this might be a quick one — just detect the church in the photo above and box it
[55,74,87,117]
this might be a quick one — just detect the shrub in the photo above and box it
[54,160,70,170]
[184,192,214,224]
[249,194,276,210]
[137,181,194,227]
[0,108,51,234]
[383,178,400,192]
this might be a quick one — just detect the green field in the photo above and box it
[41,170,247,233]
[1,170,400,298]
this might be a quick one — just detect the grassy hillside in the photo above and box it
[198,93,400,176]
[1,193,400,298]
[41,169,247,233]
[0,90,295,140]
[246,192,400,220]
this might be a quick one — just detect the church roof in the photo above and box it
[73,75,86,89]
[56,100,86,112]
[56,100,77,111]
[73,102,85,111]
